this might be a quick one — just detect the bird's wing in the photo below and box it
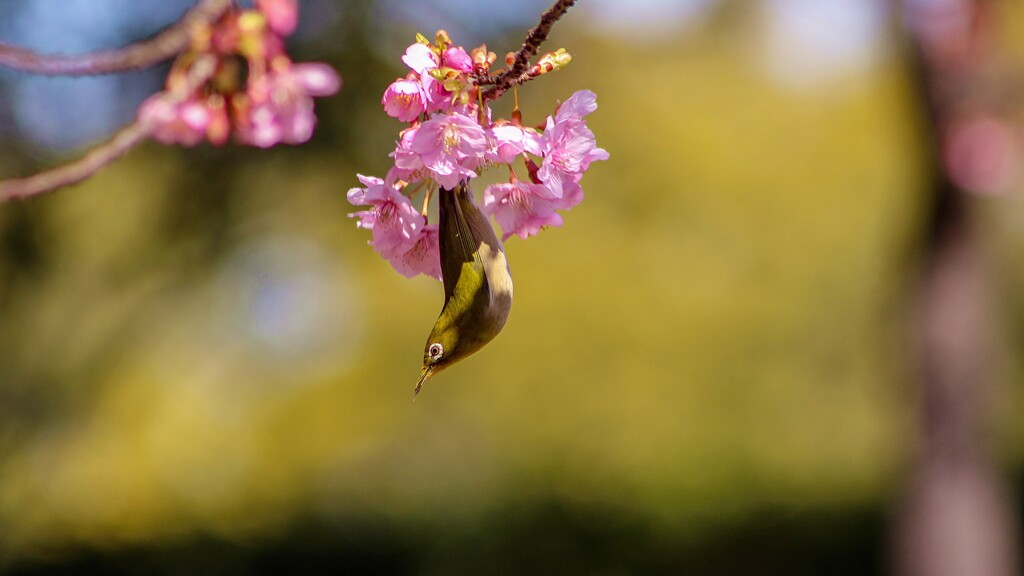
[439,183,483,301]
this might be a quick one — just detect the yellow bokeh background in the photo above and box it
[1,1,1023,572]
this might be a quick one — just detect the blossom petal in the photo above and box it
[483,182,564,240]
[402,43,438,74]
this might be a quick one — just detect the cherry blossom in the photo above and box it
[347,175,425,258]
[388,125,425,183]
[138,1,339,148]
[348,31,606,280]
[402,43,439,75]
[238,63,341,148]
[488,123,544,164]
[382,78,426,122]
[389,225,442,280]
[256,0,298,36]
[483,181,564,240]
[537,91,609,199]
[409,113,487,189]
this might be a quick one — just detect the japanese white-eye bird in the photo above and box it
[415,181,513,396]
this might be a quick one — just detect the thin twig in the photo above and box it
[0,0,231,75]
[500,69,540,93]
[482,0,577,102]
[0,123,152,202]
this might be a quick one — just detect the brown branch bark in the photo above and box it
[0,55,217,202]
[481,0,577,102]
[0,123,152,202]
[0,0,231,75]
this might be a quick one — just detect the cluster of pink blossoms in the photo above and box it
[348,33,608,280]
[138,0,340,147]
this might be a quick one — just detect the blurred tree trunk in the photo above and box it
[892,1,1021,576]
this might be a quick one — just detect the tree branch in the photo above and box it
[481,0,577,102]
[0,0,231,75]
[0,123,151,202]
[0,55,218,202]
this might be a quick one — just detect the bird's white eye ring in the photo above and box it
[428,343,444,359]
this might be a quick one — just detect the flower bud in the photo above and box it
[471,45,492,75]
[535,49,572,74]
[435,30,452,51]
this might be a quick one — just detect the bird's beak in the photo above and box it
[414,365,434,399]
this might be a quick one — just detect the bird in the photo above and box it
[415,181,513,396]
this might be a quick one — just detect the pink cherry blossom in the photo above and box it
[382,78,426,122]
[349,32,607,271]
[239,62,341,147]
[537,111,608,198]
[488,124,544,164]
[388,225,442,280]
[410,113,487,189]
[398,43,455,114]
[547,179,585,212]
[388,125,425,183]
[256,0,299,36]
[347,175,425,257]
[483,182,564,240]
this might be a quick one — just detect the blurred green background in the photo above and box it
[2,0,1024,574]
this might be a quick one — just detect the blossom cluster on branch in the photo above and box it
[347,31,607,280]
[138,0,339,148]
[0,0,341,201]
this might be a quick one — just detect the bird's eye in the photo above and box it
[428,343,444,360]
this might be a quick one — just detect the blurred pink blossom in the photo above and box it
[139,2,339,149]
[944,116,1017,196]
[139,95,219,146]
[239,63,341,147]
[256,0,299,36]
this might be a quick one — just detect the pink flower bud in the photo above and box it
[442,47,474,74]
[256,0,299,36]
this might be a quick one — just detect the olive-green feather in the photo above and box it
[416,181,514,395]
